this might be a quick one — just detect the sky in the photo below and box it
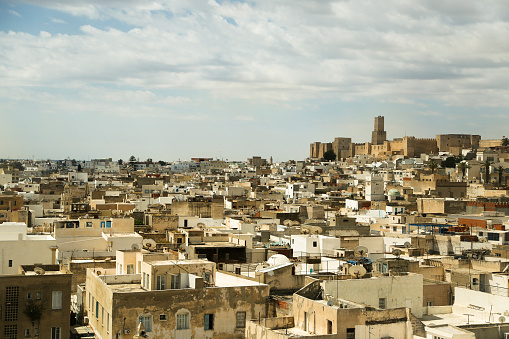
[1,0,509,162]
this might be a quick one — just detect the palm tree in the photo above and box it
[458,162,471,181]
[497,165,505,186]
[428,159,438,174]
[483,160,492,184]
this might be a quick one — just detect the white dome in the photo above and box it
[267,254,291,266]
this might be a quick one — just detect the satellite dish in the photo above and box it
[354,246,369,257]
[131,243,140,250]
[392,249,402,257]
[311,226,322,234]
[142,239,157,249]
[300,227,310,234]
[255,264,264,271]
[34,267,45,275]
[283,220,292,226]
[96,271,102,276]
[349,265,367,279]
[197,223,206,228]
[404,242,411,248]
[500,316,506,323]
[327,300,334,307]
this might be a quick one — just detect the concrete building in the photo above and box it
[85,258,269,339]
[365,174,385,201]
[0,264,72,339]
[0,222,57,275]
[246,278,416,338]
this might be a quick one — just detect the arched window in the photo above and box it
[176,310,190,330]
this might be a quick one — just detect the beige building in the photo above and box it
[0,264,71,339]
[246,278,416,338]
[436,134,481,153]
[85,257,269,339]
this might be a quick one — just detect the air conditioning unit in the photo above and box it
[83,316,89,325]
[124,329,131,334]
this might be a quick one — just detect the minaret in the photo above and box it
[371,116,387,145]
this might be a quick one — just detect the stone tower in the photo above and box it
[371,116,387,145]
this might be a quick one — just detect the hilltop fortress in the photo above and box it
[310,116,482,159]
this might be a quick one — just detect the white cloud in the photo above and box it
[1,0,508,108]
[9,9,21,17]
[51,17,67,24]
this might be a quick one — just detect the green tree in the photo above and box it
[323,150,336,162]
[441,156,457,168]
[484,160,492,184]
[458,162,471,180]
[129,155,137,162]
[428,159,438,174]
[502,137,509,146]
[497,165,505,186]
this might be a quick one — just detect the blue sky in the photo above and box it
[1,0,509,162]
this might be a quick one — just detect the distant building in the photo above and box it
[436,134,481,153]
[371,115,387,145]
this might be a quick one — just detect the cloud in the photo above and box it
[1,0,508,108]
[50,17,67,24]
[9,9,21,17]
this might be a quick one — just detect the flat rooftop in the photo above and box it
[214,272,266,287]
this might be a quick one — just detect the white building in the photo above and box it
[365,174,385,201]
[0,222,57,274]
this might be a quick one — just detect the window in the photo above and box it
[327,320,332,334]
[141,314,153,332]
[25,329,31,337]
[100,221,105,228]
[52,291,62,310]
[346,328,355,339]
[379,298,386,309]
[107,312,110,331]
[101,307,104,324]
[5,287,19,321]
[86,222,92,227]
[127,264,134,274]
[27,293,32,300]
[312,241,317,247]
[488,233,500,241]
[156,275,166,290]
[8,259,12,267]
[159,314,167,321]
[51,327,61,339]
[4,325,17,339]
[171,274,180,289]
[95,301,99,319]
[236,311,246,328]
[204,314,214,330]
[36,292,41,300]
[106,221,112,228]
[427,301,434,307]
[177,313,189,330]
